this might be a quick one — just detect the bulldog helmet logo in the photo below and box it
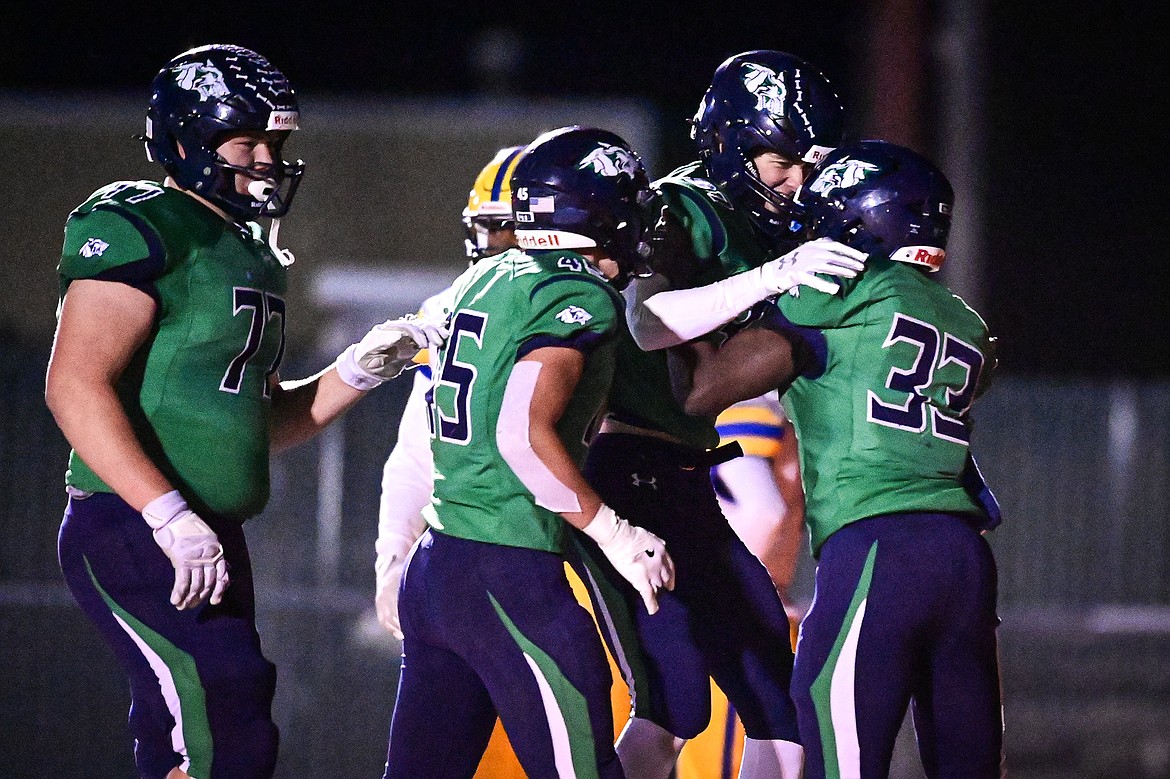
[174,60,230,102]
[577,143,640,178]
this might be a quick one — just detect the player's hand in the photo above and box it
[374,533,416,640]
[142,491,229,610]
[336,316,450,390]
[760,238,868,297]
[582,505,675,615]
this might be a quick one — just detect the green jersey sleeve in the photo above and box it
[60,204,164,286]
[654,181,727,271]
[773,270,864,330]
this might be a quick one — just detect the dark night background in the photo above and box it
[3,1,1165,377]
[3,5,1169,777]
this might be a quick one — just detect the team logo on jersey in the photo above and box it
[683,176,731,207]
[578,143,640,179]
[79,238,110,258]
[742,62,787,119]
[555,305,593,324]
[808,157,881,195]
[174,60,230,102]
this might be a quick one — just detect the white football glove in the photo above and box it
[142,490,229,610]
[336,316,450,391]
[374,531,418,640]
[759,238,868,297]
[582,505,675,615]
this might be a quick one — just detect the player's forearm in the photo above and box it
[45,378,173,511]
[685,329,798,417]
[498,406,603,529]
[624,274,689,351]
[644,266,772,344]
[496,356,602,529]
[270,367,366,452]
[524,423,603,529]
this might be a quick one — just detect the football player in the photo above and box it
[375,143,526,641]
[575,50,864,779]
[47,44,440,779]
[383,127,675,779]
[650,140,1005,778]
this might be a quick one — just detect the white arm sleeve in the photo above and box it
[624,273,692,351]
[495,360,582,514]
[376,369,433,557]
[642,265,772,344]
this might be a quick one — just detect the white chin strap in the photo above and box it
[247,179,295,267]
[267,217,295,267]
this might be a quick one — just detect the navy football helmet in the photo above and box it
[143,44,305,221]
[797,140,954,272]
[692,50,844,240]
[511,126,651,283]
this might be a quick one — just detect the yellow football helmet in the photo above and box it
[462,145,524,261]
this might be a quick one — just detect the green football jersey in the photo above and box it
[58,180,288,519]
[607,162,773,449]
[775,257,997,555]
[427,248,622,553]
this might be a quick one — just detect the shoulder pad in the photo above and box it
[76,181,169,215]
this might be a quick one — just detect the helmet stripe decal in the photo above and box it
[492,147,525,201]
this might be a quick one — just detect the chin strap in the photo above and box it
[268,217,296,267]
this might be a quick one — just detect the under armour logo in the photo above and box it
[631,474,657,489]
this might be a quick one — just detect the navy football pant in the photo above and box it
[580,432,799,742]
[57,492,278,779]
[793,513,1003,779]
[386,530,623,779]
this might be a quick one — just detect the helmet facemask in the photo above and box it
[461,146,524,261]
[212,142,304,220]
